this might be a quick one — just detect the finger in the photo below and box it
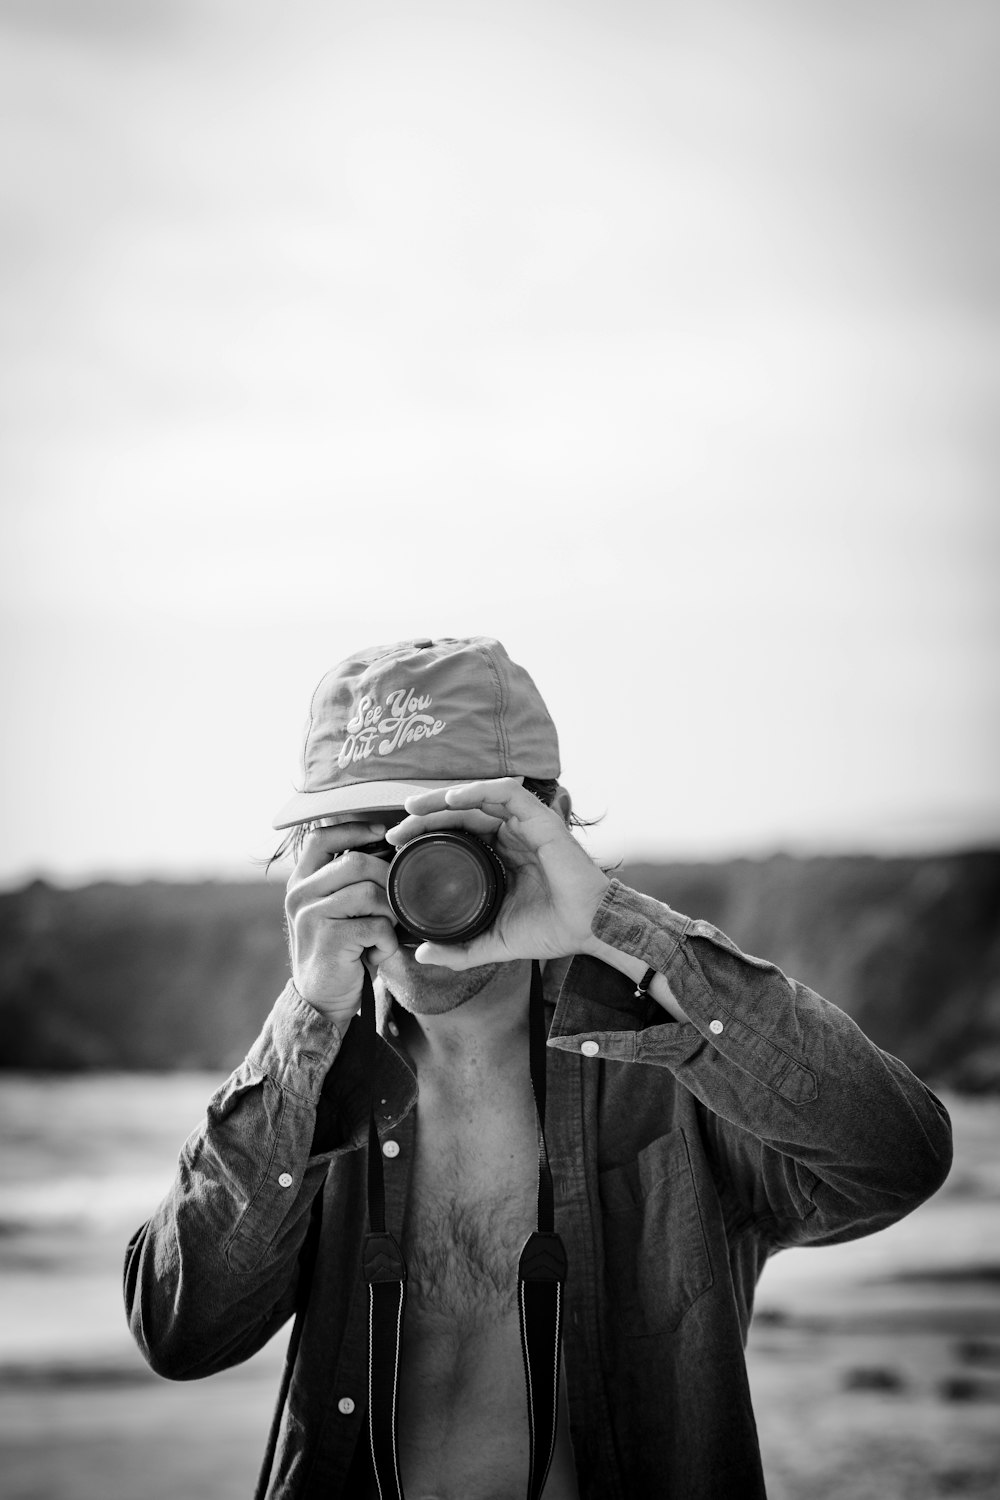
[301,912,400,962]
[398,783,476,816]
[297,881,395,923]
[353,917,403,970]
[438,778,540,819]
[292,821,389,879]
[366,922,402,970]
[413,934,503,969]
[287,849,391,913]
[384,807,501,846]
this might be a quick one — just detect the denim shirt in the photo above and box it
[125,881,953,1499]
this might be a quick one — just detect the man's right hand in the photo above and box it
[283,820,400,1029]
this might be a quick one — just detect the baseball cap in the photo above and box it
[271,636,560,829]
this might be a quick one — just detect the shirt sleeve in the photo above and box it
[547,880,954,1249]
[124,981,348,1380]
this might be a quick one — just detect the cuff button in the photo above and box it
[709,1019,724,1035]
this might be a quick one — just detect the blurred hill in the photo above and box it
[0,851,998,1088]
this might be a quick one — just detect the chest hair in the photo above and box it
[402,1073,539,1321]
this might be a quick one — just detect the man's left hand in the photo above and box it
[383,777,611,970]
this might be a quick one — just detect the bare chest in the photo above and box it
[390,1069,582,1498]
[402,1069,539,1319]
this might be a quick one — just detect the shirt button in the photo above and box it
[580,1039,600,1057]
[338,1396,356,1415]
[382,1140,400,1158]
[277,1172,294,1188]
[709,1019,724,1035]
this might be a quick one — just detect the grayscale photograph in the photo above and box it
[0,3,997,1498]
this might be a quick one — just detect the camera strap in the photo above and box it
[361,966,407,1500]
[518,959,569,1499]
[361,961,568,1500]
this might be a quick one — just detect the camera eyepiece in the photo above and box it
[385,830,506,944]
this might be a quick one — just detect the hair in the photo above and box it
[522,776,599,830]
[262,775,603,875]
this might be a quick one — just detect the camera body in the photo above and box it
[369,829,507,944]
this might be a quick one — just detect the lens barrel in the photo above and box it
[386,831,506,944]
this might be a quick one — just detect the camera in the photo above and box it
[372,828,507,944]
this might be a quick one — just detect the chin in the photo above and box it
[377,951,505,1014]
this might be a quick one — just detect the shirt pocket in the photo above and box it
[599,1127,713,1337]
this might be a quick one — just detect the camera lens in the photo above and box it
[386,831,506,944]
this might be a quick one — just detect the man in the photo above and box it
[125,635,952,1499]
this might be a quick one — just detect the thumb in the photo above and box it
[413,936,492,969]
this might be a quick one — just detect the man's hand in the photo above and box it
[384,778,611,970]
[284,820,400,1027]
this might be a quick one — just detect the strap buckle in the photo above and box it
[518,1230,568,1283]
[363,1231,406,1284]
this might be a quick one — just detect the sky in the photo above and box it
[1,0,998,885]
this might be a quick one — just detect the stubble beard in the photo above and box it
[376,949,507,1016]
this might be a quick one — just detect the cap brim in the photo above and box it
[271,778,487,829]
